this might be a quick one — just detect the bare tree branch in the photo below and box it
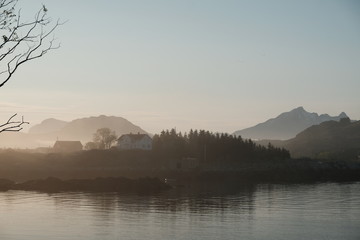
[0,113,29,133]
[0,0,63,88]
[0,0,62,134]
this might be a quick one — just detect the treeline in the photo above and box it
[152,129,290,162]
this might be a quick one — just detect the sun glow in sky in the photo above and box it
[1,0,359,134]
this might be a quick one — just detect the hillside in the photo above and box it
[0,115,147,148]
[283,118,360,159]
[49,115,146,141]
[233,107,348,140]
[29,118,68,134]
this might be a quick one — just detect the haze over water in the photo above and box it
[1,182,359,240]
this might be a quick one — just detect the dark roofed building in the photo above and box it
[53,141,83,152]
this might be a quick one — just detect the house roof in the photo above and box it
[118,134,151,143]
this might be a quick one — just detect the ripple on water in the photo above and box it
[0,182,359,240]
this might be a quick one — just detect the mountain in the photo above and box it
[0,115,147,148]
[29,118,68,134]
[233,107,349,140]
[283,118,360,159]
[53,115,146,141]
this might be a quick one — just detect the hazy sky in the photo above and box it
[1,0,359,134]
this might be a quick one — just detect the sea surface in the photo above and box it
[0,182,359,240]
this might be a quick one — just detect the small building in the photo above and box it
[53,141,83,153]
[117,133,152,150]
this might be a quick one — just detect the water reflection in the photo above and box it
[49,183,257,216]
[1,182,359,240]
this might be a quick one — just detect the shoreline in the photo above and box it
[1,167,359,194]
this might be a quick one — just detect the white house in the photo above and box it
[117,133,152,150]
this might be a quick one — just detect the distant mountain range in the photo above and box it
[0,115,147,148]
[1,108,357,159]
[233,107,349,140]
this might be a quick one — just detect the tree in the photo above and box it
[93,128,117,150]
[0,0,62,132]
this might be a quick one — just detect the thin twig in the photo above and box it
[0,113,29,133]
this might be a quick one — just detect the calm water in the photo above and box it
[0,182,359,240]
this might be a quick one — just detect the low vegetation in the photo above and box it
[1,128,359,186]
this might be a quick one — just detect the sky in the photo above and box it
[1,0,359,134]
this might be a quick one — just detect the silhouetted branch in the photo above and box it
[0,0,63,134]
[0,113,29,133]
[0,0,64,88]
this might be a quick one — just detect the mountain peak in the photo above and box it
[292,106,306,112]
[279,106,318,121]
[339,112,348,118]
[233,107,350,140]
